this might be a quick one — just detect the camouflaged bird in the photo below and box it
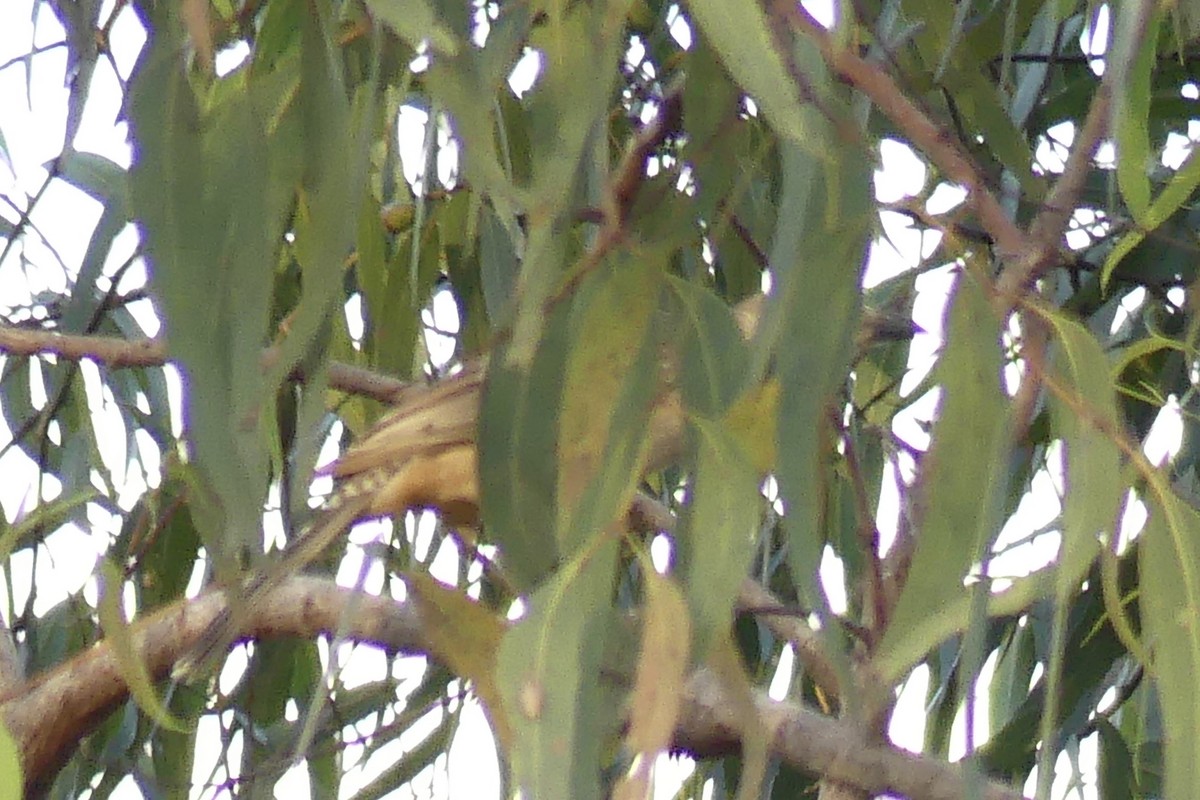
[177,293,915,676]
[176,361,485,678]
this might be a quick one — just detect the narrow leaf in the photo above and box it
[685,1,826,153]
[404,572,509,745]
[1141,491,1200,800]
[364,0,459,55]
[757,137,872,610]
[680,417,761,658]
[97,561,187,732]
[878,271,1012,680]
[496,535,619,800]
[667,276,751,417]
[1111,1,1161,223]
[556,256,662,552]
[616,559,690,800]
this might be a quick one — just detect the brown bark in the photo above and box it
[3,576,1028,800]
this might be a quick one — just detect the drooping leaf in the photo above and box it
[0,718,20,800]
[96,560,187,732]
[1102,146,1200,289]
[128,19,283,571]
[877,270,1012,682]
[496,534,619,800]
[667,276,750,417]
[678,416,761,659]
[685,0,827,154]
[1141,491,1200,800]
[364,0,459,55]
[1110,1,1161,223]
[478,298,569,590]
[616,558,690,800]
[555,253,662,553]
[404,571,509,745]
[756,133,873,611]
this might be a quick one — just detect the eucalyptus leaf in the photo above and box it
[496,535,619,800]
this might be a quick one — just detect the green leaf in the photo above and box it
[57,150,127,206]
[685,0,827,153]
[1102,146,1200,289]
[507,3,632,362]
[96,560,187,732]
[478,202,521,324]
[349,716,456,800]
[1032,303,1124,788]
[755,136,872,610]
[1041,305,1122,595]
[496,535,619,800]
[129,21,281,570]
[364,0,459,55]
[1141,490,1200,800]
[679,416,761,658]
[479,299,570,590]
[667,276,750,417]
[877,271,1012,681]
[0,486,99,562]
[556,255,662,552]
[1095,716,1138,800]
[0,718,21,800]
[1111,2,1161,223]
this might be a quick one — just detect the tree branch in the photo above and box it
[2,575,1028,800]
[0,326,411,404]
[773,1,1028,260]
[679,668,1027,800]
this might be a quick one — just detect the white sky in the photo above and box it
[1,1,1196,799]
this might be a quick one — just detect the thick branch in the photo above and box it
[679,669,1027,800]
[2,577,429,796]
[2,576,1027,800]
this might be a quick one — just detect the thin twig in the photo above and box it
[0,327,412,404]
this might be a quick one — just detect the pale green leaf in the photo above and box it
[496,535,619,800]
[1040,305,1122,597]
[556,255,662,551]
[679,416,761,658]
[755,137,872,610]
[364,0,459,55]
[1141,492,1200,800]
[878,271,1012,679]
[1111,2,1161,222]
[1037,303,1124,793]
[0,718,20,800]
[685,0,826,153]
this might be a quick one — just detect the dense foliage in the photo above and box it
[1,0,1199,798]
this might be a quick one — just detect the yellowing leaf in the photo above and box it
[0,718,20,800]
[626,563,690,755]
[405,572,508,743]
